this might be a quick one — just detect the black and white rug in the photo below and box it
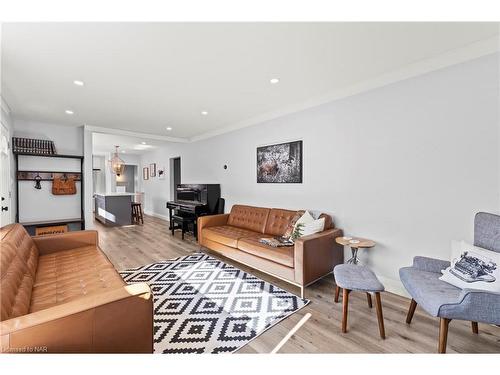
[120,253,309,354]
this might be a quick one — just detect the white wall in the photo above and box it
[92,155,106,194]
[140,54,500,295]
[1,96,15,223]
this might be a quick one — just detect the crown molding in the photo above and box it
[190,35,500,143]
[84,125,189,143]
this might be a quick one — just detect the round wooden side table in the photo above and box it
[335,236,376,265]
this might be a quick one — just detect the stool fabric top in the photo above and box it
[334,264,385,292]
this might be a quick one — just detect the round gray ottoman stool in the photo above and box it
[333,264,386,339]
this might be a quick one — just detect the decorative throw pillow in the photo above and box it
[282,210,305,238]
[289,211,315,240]
[300,217,325,237]
[439,240,500,292]
[294,211,315,228]
[292,217,325,239]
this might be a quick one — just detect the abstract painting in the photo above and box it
[257,140,302,183]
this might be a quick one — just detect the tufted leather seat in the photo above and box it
[237,237,294,267]
[30,246,126,313]
[0,224,153,353]
[198,204,344,297]
[201,225,261,248]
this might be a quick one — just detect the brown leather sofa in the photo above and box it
[0,224,153,353]
[198,205,344,297]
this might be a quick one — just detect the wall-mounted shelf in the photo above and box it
[20,218,85,227]
[15,152,84,159]
[17,171,82,181]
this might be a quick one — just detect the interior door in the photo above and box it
[0,123,12,226]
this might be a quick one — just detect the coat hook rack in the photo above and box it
[14,151,85,232]
[17,171,82,182]
[34,174,42,189]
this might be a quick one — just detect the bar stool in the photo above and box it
[131,202,144,224]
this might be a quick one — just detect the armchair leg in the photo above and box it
[406,298,418,324]
[438,318,451,353]
[342,288,349,333]
[471,321,479,334]
[334,286,340,303]
[366,292,373,308]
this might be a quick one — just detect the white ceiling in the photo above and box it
[2,23,498,140]
[92,132,165,155]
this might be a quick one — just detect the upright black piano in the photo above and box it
[166,184,221,239]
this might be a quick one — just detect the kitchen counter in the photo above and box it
[94,193,133,226]
[94,192,135,197]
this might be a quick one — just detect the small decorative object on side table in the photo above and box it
[335,236,376,265]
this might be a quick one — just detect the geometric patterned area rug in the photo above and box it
[119,253,309,354]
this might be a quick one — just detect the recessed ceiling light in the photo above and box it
[141,141,147,145]
[65,110,74,115]
[166,127,172,131]
[73,80,84,86]
[121,150,126,153]
[201,111,208,116]
[270,78,280,84]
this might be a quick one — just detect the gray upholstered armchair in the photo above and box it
[399,212,500,353]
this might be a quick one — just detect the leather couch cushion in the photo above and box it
[237,237,294,268]
[2,224,39,278]
[202,225,261,248]
[30,246,125,312]
[265,208,299,236]
[0,224,38,321]
[227,205,270,233]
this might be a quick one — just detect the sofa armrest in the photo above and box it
[412,256,450,274]
[294,228,343,286]
[32,230,99,255]
[0,283,153,353]
[197,214,230,243]
[438,288,500,325]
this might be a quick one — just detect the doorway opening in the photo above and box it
[170,157,181,201]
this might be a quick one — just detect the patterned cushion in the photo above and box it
[282,210,305,238]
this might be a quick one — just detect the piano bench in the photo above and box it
[171,214,197,240]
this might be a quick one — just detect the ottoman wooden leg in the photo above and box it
[375,292,385,339]
[366,292,372,308]
[334,286,340,303]
[342,288,349,333]
[471,321,478,334]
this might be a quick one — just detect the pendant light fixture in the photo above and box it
[109,145,125,176]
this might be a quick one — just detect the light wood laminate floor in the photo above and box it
[95,215,500,353]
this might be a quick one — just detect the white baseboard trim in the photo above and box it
[144,210,170,222]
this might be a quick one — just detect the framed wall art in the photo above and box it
[149,163,156,177]
[257,140,302,183]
